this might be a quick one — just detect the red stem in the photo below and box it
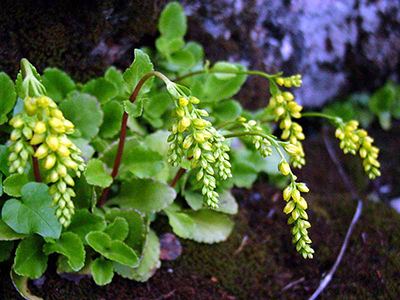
[98,71,165,206]
[32,145,42,182]
[169,167,186,188]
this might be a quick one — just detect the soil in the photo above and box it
[1,123,400,300]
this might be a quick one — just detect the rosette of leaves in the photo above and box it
[0,2,382,296]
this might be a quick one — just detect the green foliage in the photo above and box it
[14,235,48,279]
[2,183,62,239]
[324,81,400,130]
[0,1,381,292]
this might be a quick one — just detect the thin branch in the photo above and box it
[169,167,186,188]
[308,128,363,300]
[32,145,41,182]
[98,71,169,206]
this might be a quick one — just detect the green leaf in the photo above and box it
[91,258,114,286]
[2,182,62,239]
[0,72,17,124]
[123,49,154,96]
[109,179,176,214]
[99,101,123,139]
[68,209,107,244]
[369,83,395,114]
[43,232,85,271]
[185,42,204,64]
[155,36,185,56]
[86,231,139,267]
[104,67,125,99]
[70,137,95,160]
[10,270,43,300]
[101,138,164,179]
[168,49,195,70]
[0,145,10,176]
[144,92,171,119]
[0,241,14,262]
[105,217,129,241]
[0,219,28,241]
[214,99,243,122]
[105,208,146,253]
[3,173,29,197]
[73,177,95,209]
[42,68,76,103]
[217,190,238,215]
[114,229,160,282]
[165,209,234,243]
[184,191,203,210]
[159,2,187,38]
[205,63,247,101]
[84,159,113,188]
[59,92,103,140]
[210,62,239,80]
[14,235,48,279]
[230,159,258,189]
[377,111,391,130]
[82,78,117,105]
[123,98,147,118]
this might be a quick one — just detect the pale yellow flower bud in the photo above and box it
[278,161,290,176]
[193,118,207,130]
[35,144,49,159]
[282,92,294,101]
[178,97,189,107]
[46,135,59,151]
[34,121,47,134]
[44,154,57,170]
[284,144,299,155]
[30,133,45,145]
[283,186,293,201]
[189,96,200,104]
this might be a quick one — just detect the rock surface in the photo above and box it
[0,0,399,107]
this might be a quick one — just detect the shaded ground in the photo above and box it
[1,124,400,299]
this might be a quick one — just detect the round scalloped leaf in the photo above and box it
[0,72,17,124]
[43,232,85,272]
[42,68,76,103]
[59,92,103,140]
[14,235,48,279]
[2,183,62,239]
[104,217,129,241]
[68,209,107,244]
[86,231,139,267]
[165,209,234,244]
[0,219,28,241]
[84,159,113,188]
[10,270,43,300]
[91,258,114,286]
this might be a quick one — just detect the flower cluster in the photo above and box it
[269,78,306,168]
[240,118,273,157]
[167,90,232,208]
[335,120,381,179]
[282,181,314,259]
[8,96,85,227]
[276,74,302,88]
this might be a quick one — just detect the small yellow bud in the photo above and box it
[30,133,45,145]
[194,132,205,143]
[63,120,74,130]
[11,117,24,128]
[283,200,296,214]
[175,107,185,117]
[238,117,247,122]
[34,121,47,134]
[276,94,284,104]
[283,186,293,201]
[10,129,22,141]
[193,146,202,160]
[297,183,309,193]
[51,109,63,119]
[49,170,59,182]
[278,161,290,176]
[189,96,200,104]
[282,92,294,101]
[49,118,64,129]
[276,77,284,86]
[193,118,207,130]
[57,164,68,177]
[46,135,59,151]
[180,116,191,128]
[57,146,71,157]
[37,96,52,107]
[276,106,286,117]
[183,135,194,149]
[292,189,301,202]
[178,97,189,107]
[35,144,49,159]
[24,98,37,116]
[63,159,78,170]
[44,154,57,170]
[284,144,299,155]
[297,197,308,210]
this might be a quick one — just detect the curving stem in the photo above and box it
[98,71,171,206]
